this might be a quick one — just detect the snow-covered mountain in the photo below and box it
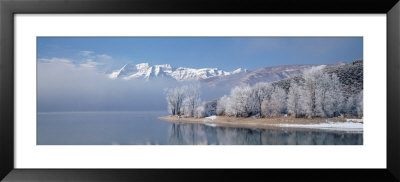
[108,62,348,88]
[109,63,247,81]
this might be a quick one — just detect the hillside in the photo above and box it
[272,60,363,98]
[201,64,317,87]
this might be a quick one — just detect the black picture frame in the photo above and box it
[1,0,399,181]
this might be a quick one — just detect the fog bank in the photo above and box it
[37,61,231,112]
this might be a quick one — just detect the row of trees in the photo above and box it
[217,66,363,118]
[165,85,203,117]
[216,83,287,117]
[165,66,363,119]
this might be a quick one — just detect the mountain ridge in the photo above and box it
[108,62,349,88]
[109,63,247,81]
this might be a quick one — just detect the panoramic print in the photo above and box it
[37,37,363,145]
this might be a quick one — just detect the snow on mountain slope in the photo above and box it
[201,64,316,87]
[109,63,246,81]
[109,62,318,87]
[239,64,316,85]
[171,67,237,81]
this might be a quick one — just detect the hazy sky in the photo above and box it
[37,37,363,72]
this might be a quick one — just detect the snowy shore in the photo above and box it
[158,115,363,133]
[277,119,363,132]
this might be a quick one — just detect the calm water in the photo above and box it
[37,111,363,145]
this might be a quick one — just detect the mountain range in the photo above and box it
[108,62,341,87]
[109,63,247,81]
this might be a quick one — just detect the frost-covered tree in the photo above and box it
[299,66,344,118]
[226,86,257,117]
[315,73,344,117]
[356,90,363,117]
[224,95,237,117]
[268,86,287,117]
[212,65,357,119]
[301,66,325,117]
[298,84,313,117]
[194,103,205,118]
[182,85,201,117]
[262,86,287,117]
[165,84,201,116]
[252,82,273,117]
[216,95,229,115]
[227,86,246,117]
[165,87,185,116]
[344,96,357,116]
[345,90,363,117]
[287,81,303,117]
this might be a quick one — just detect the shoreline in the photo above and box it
[158,115,363,133]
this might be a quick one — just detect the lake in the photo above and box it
[37,111,363,145]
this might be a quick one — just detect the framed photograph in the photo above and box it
[1,0,399,181]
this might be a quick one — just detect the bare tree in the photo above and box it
[165,86,186,116]
[165,84,202,117]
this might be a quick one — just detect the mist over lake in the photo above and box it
[37,61,231,112]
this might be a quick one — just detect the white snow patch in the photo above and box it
[205,115,217,120]
[346,118,363,123]
[277,121,363,132]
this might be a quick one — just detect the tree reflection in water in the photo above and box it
[167,123,363,145]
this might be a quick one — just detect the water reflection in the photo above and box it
[167,123,363,145]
